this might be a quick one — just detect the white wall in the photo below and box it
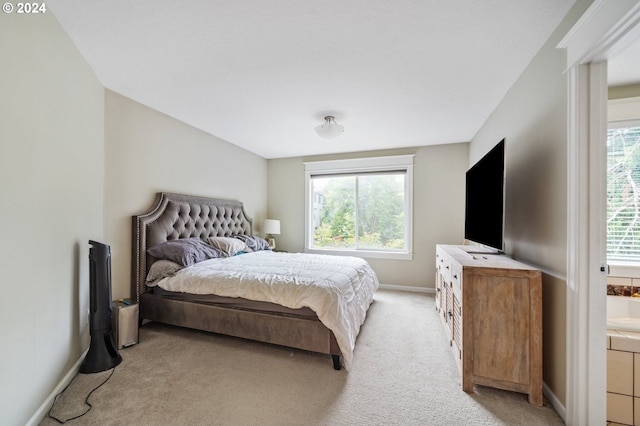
[267,143,469,289]
[468,0,595,407]
[104,91,269,299]
[0,11,105,424]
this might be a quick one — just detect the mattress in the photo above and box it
[155,250,379,368]
[152,286,318,319]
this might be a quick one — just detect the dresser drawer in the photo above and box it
[436,247,452,282]
[451,263,462,300]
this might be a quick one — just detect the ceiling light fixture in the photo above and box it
[315,116,344,139]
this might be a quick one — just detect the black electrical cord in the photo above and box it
[46,366,116,424]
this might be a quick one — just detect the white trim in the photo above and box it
[26,348,89,426]
[304,169,312,249]
[565,63,590,426]
[378,283,434,294]
[304,154,415,174]
[608,118,640,128]
[543,381,566,423]
[557,0,640,68]
[609,261,640,278]
[587,60,609,421]
[305,248,413,260]
[565,59,608,426]
[560,0,640,422]
[304,155,414,259]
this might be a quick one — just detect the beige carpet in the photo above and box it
[41,290,563,425]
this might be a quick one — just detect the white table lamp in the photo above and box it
[263,219,280,249]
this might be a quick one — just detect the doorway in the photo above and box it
[561,2,640,424]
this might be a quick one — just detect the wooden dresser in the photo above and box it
[435,244,543,405]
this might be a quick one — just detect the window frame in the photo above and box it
[304,155,414,260]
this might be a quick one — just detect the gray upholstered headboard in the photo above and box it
[131,192,253,301]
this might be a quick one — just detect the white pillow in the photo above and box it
[206,236,251,257]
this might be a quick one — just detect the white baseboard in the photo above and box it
[26,348,89,426]
[378,283,435,294]
[543,381,566,423]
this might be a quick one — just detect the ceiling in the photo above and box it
[47,0,576,159]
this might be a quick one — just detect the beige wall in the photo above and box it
[469,0,595,407]
[0,16,268,423]
[0,12,105,425]
[104,91,269,300]
[267,143,469,289]
[609,83,640,100]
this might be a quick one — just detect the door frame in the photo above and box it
[559,1,640,424]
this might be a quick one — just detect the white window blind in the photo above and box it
[608,126,640,260]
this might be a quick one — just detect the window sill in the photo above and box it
[609,261,640,278]
[304,248,413,260]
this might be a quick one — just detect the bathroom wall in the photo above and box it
[607,329,640,424]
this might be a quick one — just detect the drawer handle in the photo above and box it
[448,310,453,318]
[453,274,458,279]
[446,265,450,270]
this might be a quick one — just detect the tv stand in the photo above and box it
[435,244,542,405]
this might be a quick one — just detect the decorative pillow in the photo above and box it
[147,238,224,267]
[233,234,272,252]
[206,236,251,257]
[146,260,183,286]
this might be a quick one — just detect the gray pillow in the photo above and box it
[147,238,223,267]
[232,234,272,252]
[206,236,251,257]
[146,260,183,286]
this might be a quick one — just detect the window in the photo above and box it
[607,125,640,261]
[304,155,413,260]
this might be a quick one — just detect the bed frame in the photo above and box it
[131,192,342,369]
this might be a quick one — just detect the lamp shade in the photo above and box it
[315,116,344,139]
[262,219,280,235]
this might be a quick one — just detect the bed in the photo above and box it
[131,192,379,369]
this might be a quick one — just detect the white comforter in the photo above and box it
[157,251,379,368]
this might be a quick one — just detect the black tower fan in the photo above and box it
[80,240,122,373]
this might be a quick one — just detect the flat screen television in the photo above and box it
[464,139,505,252]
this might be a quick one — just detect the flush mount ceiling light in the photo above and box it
[315,116,344,139]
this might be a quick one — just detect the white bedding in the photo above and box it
[156,250,379,368]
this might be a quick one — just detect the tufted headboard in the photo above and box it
[131,192,253,301]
